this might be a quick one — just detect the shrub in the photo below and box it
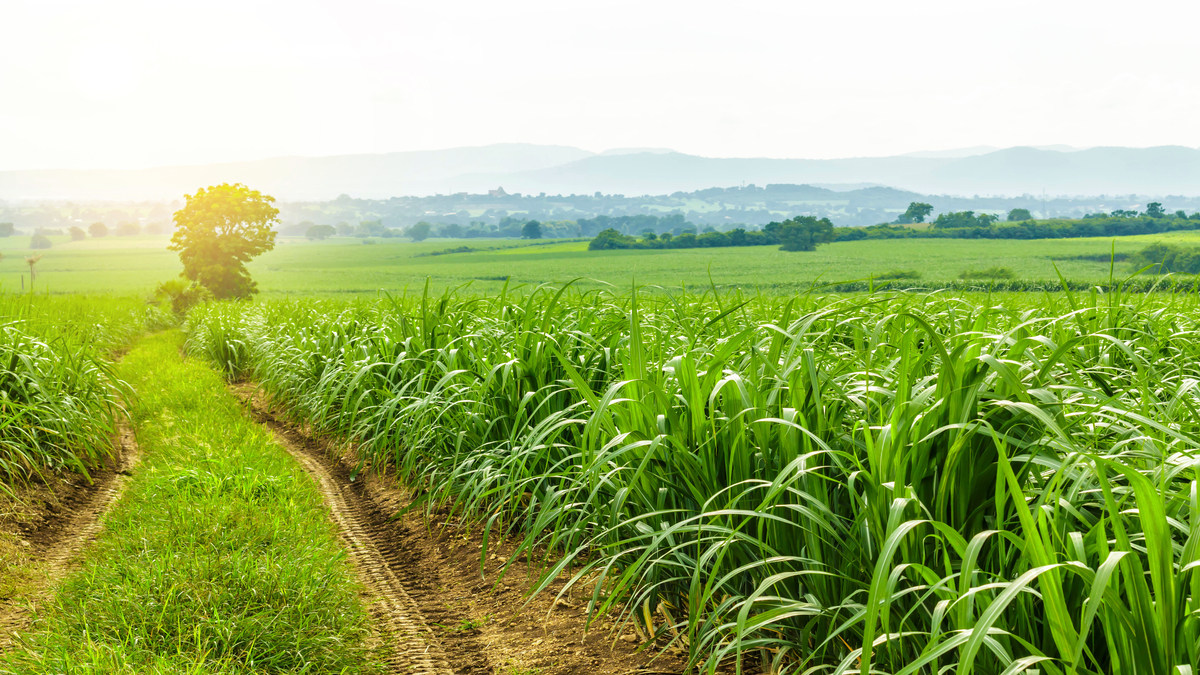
[959,266,1016,280]
[874,269,921,280]
[1129,241,1200,274]
[154,278,213,316]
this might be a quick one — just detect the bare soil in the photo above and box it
[234,385,688,675]
[0,426,140,652]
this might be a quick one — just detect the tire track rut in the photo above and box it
[256,414,462,675]
[0,426,140,652]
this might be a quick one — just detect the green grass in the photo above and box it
[10,231,1200,296]
[185,284,1200,674]
[1,331,382,674]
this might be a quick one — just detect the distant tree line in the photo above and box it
[589,217,835,252]
[836,204,1200,242]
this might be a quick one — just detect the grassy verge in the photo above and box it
[1,330,382,674]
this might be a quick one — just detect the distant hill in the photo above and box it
[460,146,1200,197]
[901,144,1086,159]
[4,144,1200,200]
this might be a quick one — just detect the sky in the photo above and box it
[4,0,1200,171]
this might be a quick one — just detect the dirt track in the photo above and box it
[0,426,140,652]
[239,390,686,675]
[261,419,460,674]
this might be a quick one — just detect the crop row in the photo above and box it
[0,295,172,483]
[187,284,1200,675]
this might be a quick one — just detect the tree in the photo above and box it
[1145,202,1165,218]
[406,221,432,241]
[306,224,337,240]
[30,234,52,249]
[0,222,13,237]
[89,222,108,238]
[145,223,164,235]
[169,183,279,299]
[522,220,542,239]
[69,226,86,241]
[776,216,834,252]
[116,222,141,236]
[1007,208,1034,221]
[897,202,934,224]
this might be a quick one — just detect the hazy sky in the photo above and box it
[4,0,1200,170]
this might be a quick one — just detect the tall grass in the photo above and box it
[0,294,172,481]
[187,283,1200,675]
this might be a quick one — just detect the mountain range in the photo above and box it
[4,144,1200,201]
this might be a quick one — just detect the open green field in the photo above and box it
[5,231,1200,296]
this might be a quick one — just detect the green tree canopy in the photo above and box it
[776,216,834,252]
[88,222,107,238]
[1145,202,1165,218]
[522,220,542,239]
[30,234,52,249]
[306,224,337,240]
[0,223,13,237]
[69,226,86,241]
[932,211,1001,229]
[406,221,432,242]
[1007,208,1034,222]
[896,202,934,224]
[169,183,279,299]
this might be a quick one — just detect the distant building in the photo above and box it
[488,187,508,197]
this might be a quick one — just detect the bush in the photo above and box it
[1129,241,1200,274]
[154,278,213,316]
[30,234,52,249]
[959,266,1016,280]
[875,269,921,280]
[588,228,639,250]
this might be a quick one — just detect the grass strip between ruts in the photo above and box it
[1,330,383,674]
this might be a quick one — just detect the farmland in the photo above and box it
[4,236,1200,672]
[7,230,1200,296]
[180,284,1200,674]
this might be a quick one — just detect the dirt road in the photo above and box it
[241,391,685,675]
